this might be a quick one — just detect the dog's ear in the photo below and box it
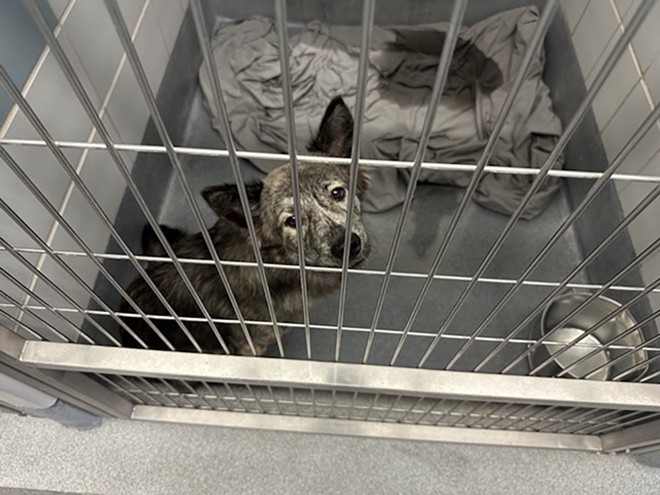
[202,181,263,227]
[308,96,354,158]
[142,224,186,256]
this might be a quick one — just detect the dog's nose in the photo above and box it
[349,233,361,257]
[331,233,362,260]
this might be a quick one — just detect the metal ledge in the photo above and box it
[132,405,602,451]
[0,327,133,418]
[18,341,660,411]
[600,418,660,453]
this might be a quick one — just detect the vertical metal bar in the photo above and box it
[335,0,376,361]
[476,403,511,428]
[594,412,660,436]
[463,402,495,428]
[362,0,469,363]
[537,408,593,433]
[618,345,660,381]
[110,0,264,354]
[484,404,531,430]
[390,0,559,365]
[274,0,311,358]
[381,394,402,422]
[448,401,483,427]
[500,234,660,373]
[190,0,282,355]
[0,237,115,344]
[399,396,424,423]
[588,411,657,436]
[364,392,381,421]
[552,291,660,379]
[478,183,660,372]
[198,382,234,412]
[265,386,285,415]
[245,384,267,414]
[559,409,621,434]
[566,409,623,434]
[639,367,660,383]
[137,377,180,407]
[109,374,163,407]
[0,269,93,344]
[0,66,201,352]
[0,196,148,347]
[27,0,257,401]
[490,404,540,430]
[310,387,318,417]
[223,383,249,412]
[0,289,67,342]
[0,305,43,341]
[0,146,174,349]
[159,378,200,409]
[527,272,660,377]
[416,0,655,369]
[446,101,660,369]
[474,1,658,372]
[288,387,303,416]
[94,374,145,404]
[520,406,567,431]
[347,391,361,420]
[432,400,465,426]
[176,380,216,410]
[416,398,446,425]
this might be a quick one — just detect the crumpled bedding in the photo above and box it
[199,6,564,219]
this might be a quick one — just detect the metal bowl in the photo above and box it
[528,292,648,381]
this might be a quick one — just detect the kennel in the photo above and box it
[1,0,660,455]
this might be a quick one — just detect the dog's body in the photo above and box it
[121,97,370,355]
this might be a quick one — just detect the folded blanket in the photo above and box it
[200,6,563,219]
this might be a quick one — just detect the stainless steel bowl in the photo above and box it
[528,292,648,381]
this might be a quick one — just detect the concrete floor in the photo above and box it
[1,412,660,495]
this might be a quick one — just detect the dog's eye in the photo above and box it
[284,215,296,228]
[331,187,346,201]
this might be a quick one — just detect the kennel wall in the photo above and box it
[1,0,660,455]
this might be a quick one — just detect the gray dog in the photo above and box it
[121,97,370,355]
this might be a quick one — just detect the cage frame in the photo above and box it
[0,0,659,455]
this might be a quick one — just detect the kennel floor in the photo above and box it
[147,89,589,373]
[2,412,660,495]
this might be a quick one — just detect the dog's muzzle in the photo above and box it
[331,233,362,260]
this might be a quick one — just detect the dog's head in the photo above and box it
[202,97,370,268]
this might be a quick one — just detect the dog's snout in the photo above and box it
[331,233,362,260]
[349,233,361,257]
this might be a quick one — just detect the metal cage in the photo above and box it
[1,0,660,454]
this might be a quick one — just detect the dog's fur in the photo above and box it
[121,97,370,355]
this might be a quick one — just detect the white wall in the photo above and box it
[0,0,189,339]
[561,0,660,310]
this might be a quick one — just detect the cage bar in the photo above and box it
[362,0,469,363]
[389,0,559,365]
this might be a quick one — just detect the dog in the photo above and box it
[120,97,370,355]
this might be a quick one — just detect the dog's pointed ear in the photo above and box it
[308,96,354,158]
[202,181,263,227]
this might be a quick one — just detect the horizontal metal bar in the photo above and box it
[0,326,133,417]
[131,405,601,451]
[4,302,659,352]
[18,342,660,411]
[1,138,658,182]
[2,245,658,294]
[600,418,660,453]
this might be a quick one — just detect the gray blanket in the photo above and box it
[200,6,563,219]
